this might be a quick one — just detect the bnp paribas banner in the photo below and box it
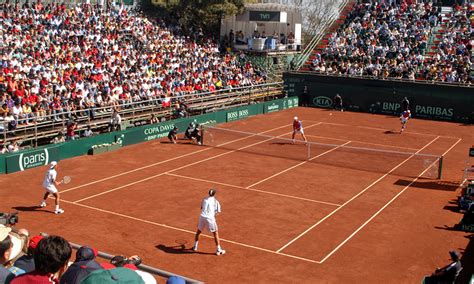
[6,146,60,173]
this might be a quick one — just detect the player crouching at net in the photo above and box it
[39,161,66,214]
[184,122,202,145]
[400,110,411,133]
[193,189,226,255]
[292,116,307,144]
[168,126,178,144]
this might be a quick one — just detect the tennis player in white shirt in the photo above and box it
[192,189,226,255]
[39,161,65,214]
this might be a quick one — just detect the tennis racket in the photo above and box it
[60,176,71,184]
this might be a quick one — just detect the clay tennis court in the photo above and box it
[1,107,472,283]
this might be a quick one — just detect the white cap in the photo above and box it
[50,161,57,169]
[294,116,298,120]
[0,224,12,242]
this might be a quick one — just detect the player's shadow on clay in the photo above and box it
[384,130,398,134]
[155,244,215,255]
[12,206,54,214]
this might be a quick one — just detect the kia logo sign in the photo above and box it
[313,96,333,108]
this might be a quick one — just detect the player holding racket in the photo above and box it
[192,189,226,255]
[400,110,411,133]
[292,116,307,144]
[39,161,66,214]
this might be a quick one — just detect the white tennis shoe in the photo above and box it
[216,249,226,256]
[54,208,65,214]
[39,202,47,208]
[192,246,198,251]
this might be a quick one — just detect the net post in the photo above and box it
[437,155,443,180]
[307,142,311,161]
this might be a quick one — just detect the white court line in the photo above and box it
[318,137,462,263]
[276,135,441,253]
[165,173,341,207]
[304,120,461,139]
[61,123,296,194]
[60,199,321,264]
[246,141,352,189]
[304,134,420,152]
[73,123,322,203]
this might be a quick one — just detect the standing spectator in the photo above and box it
[0,225,15,284]
[192,189,226,255]
[11,235,72,284]
[66,121,78,141]
[334,94,343,112]
[108,110,122,132]
[402,97,410,112]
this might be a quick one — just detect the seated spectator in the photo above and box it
[0,225,15,284]
[66,121,78,141]
[424,250,462,284]
[11,235,72,284]
[149,114,159,124]
[7,140,20,153]
[13,235,43,275]
[82,126,94,138]
[60,246,102,284]
[51,132,66,144]
[105,255,155,284]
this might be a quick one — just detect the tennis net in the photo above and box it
[202,126,443,179]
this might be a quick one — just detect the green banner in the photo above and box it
[6,146,60,173]
[0,155,5,174]
[284,72,473,123]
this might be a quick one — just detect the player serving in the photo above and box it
[39,161,65,214]
[292,116,307,144]
[400,109,411,133]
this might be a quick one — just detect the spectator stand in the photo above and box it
[297,0,356,71]
[462,146,474,187]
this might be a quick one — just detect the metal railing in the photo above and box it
[1,82,284,150]
[292,0,352,70]
[287,70,473,87]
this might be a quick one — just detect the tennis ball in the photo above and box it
[329,113,333,116]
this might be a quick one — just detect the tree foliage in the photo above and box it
[142,0,251,34]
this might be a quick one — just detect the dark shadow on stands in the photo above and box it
[155,244,215,255]
[443,205,461,213]
[12,206,53,214]
[434,225,461,232]
[394,179,460,191]
[457,234,474,283]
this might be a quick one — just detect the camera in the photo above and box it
[0,212,19,226]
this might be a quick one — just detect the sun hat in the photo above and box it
[50,161,57,169]
[0,224,11,242]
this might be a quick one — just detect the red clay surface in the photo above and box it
[1,107,473,283]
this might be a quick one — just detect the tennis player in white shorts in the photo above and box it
[292,116,308,144]
[39,161,64,214]
[192,189,226,255]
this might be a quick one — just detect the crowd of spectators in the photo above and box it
[1,224,185,283]
[422,4,472,83]
[0,1,267,130]
[311,1,473,85]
